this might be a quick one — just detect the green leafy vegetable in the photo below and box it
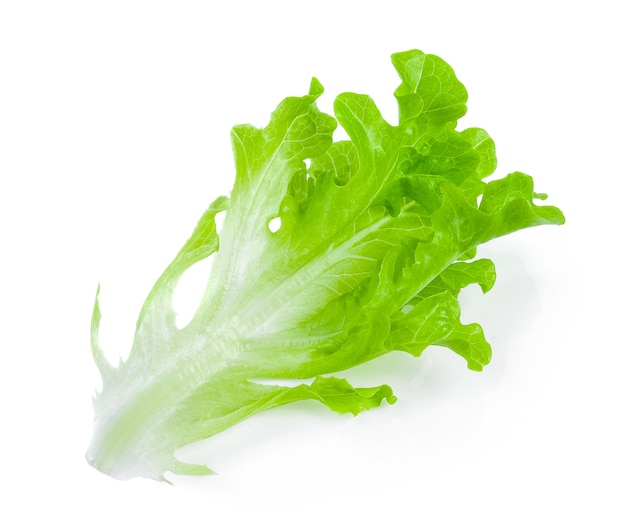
[86,50,565,481]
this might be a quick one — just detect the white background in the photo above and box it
[1,1,623,530]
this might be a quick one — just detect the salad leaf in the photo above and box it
[86,50,565,481]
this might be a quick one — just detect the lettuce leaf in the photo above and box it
[86,50,565,481]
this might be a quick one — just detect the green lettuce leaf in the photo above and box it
[86,50,564,481]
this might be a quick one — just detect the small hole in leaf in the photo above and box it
[268,217,281,233]
[214,211,225,233]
